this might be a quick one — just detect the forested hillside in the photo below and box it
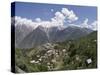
[15,31,97,73]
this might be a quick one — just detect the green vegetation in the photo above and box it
[15,31,97,73]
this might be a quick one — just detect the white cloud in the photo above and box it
[51,11,65,26]
[51,9,54,12]
[90,20,97,30]
[83,18,88,25]
[49,11,65,26]
[14,16,64,29]
[68,18,97,31]
[80,18,97,30]
[61,8,71,17]
[50,8,78,26]
[13,16,97,31]
[14,16,34,27]
[61,8,78,22]
[35,18,41,22]
[81,18,89,28]
[14,8,97,31]
[55,11,65,21]
[13,8,79,29]
[67,10,78,23]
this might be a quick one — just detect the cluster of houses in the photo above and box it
[30,42,93,70]
[30,43,68,70]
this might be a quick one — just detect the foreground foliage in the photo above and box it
[15,31,97,73]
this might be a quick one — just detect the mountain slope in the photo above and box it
[15,24,34,47]
[55,26,92,42]
[15,31,97,72]
[18,26,93,49]
[18,26,49,49]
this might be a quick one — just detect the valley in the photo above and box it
[15,31,97,73]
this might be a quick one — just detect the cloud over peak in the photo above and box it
[90,20,97,30]
[13,16,64,29]
[81,18,97,30]
[61,8,78,22]
[12,7,97,31]
[35,18,42,22]
[50,8,79,26]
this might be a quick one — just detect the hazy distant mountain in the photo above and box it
[17,26,49,48]
[11,17,93,48]
[17,25,93,49]
[15,24,34,47]
[55,26,93,42]
[11,18,34,47]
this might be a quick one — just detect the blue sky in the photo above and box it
[12,2,97,26]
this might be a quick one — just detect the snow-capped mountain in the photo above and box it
[17,26,92,49]
[11,17,34,47]
[11,17,93,49]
